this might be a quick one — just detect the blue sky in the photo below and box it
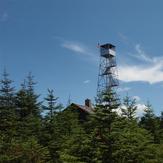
[0,0,163,115]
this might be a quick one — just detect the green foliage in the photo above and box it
[140,102,160,143]
[43,89,61,118]
[0,71,163,163]
[59,109,96,163]
[121,95,137,120]
[0,137,49,163]
[90,89,120,163]
[25,72,41,117]
[113,121,155,162]
[0,70,17,140]
[0,69,15,107]
[15,74,42,140]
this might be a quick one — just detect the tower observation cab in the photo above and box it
[100,44,116,58]
[97,43,119,103]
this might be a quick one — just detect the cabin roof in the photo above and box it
[70,103,94,113]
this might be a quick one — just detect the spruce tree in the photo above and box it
[16,80,29,118]
[140,102,159,143]
[115,98,156,162]
[113,123,156,162]
[160,112,163,128]
[40,89,64,162]
[0,69,15,107]
[159,112,163,143]
[15,73,41,119]
[0,137,50,162]
[25,72,41,117]
[55,106,97,163]
[121,95,137,121]
[43,89,60,118]
[15,73,41,139]
[92,90,120,163]
[0,69,16,137]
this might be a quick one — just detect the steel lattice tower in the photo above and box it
[97,43,119,104]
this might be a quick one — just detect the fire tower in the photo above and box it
[97,43,119,104]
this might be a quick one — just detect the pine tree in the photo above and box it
[0,69,15,107]
[16,75,41,118]
[121,95,137,121]
[111,99,157,162]
[15,73,42,139]
[16,80,29,118]
[91,90,120,163]
[140,101,159,143]
[0,137,50,162]
[40,90,63,162]
[0,69,16,137]
[160,111,163,130]
[159,112,163,143]
[58,107,96,163]
[113,122,156,162]
[43,89,60,118]
[25,72,41,117]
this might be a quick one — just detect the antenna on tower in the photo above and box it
[96,43,119,105]
[67,94,72,106]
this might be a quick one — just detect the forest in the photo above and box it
[0,70,163,163]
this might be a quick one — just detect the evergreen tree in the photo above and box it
[0,137,50,162]
[0,69,15,107]
[58,107,97,163]
[121,95,137,121]
[43,89,60,118]
[25,72,41,117]
[159,112,163,143]
[40,90,63,162]
[111,99,157,162]
[16,80,29,118]
[16,75,41,118]
[59,128,91,163]
[91,90,120,163]
[160,112,163,130]
[113,122,156,163]
[140,101,159,143]
[0,69,16,138]
[15,73,42,139]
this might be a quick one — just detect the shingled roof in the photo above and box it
[70,103,94,114]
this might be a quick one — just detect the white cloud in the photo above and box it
[117,87,131,92]
[83,80,91,84]
[134,44,154,63]
[62,42,86,54]
[136,103,146,117]
[118,103,146,117]
[119,44,163,84]
[132,96,141,102]
[119,62,163,84]
[62,41,96,57]
[134,44,163,65]
[61,41,99,63]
